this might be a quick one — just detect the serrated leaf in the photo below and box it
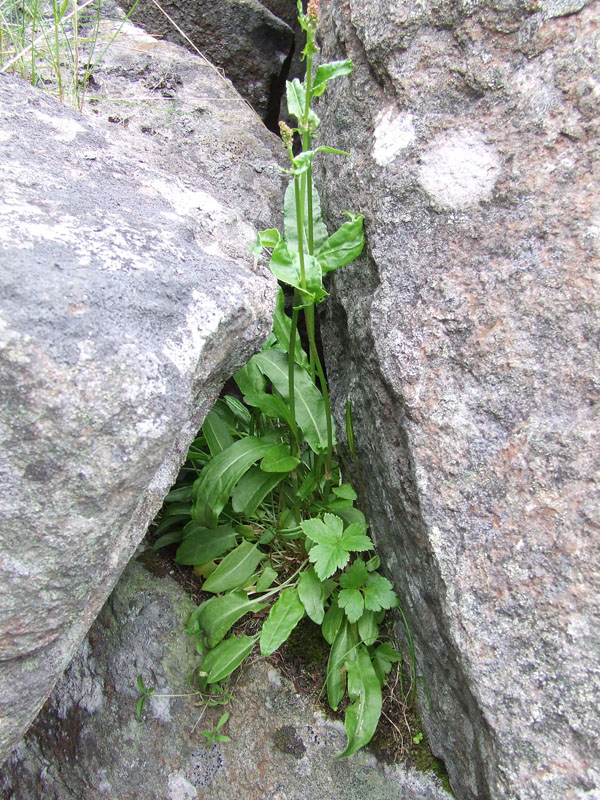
[260,587,305,656]
[315,213,364,273]
[261,444,301,473]
[234,359,266,396]
[309,543,350,581]
[191,436,272,527]
[312,59,353,97]
[338,644,382,758]
[339,559,368,589]
[297,566,326,624]
[202,409,234,457]
[363,574,399,612]
[338,588,364,623]
[254,350,330,454]
[231,466,286,516]
[202,540,265,594]
[358,610,379,647]
[193,590,267,648]
[174,524,237,565]
[326,619,358,710]
[200,634,256,685]
[255,565,278,592]
[301,513,343,545]
[340,523,374,554]
[321,596,344,644]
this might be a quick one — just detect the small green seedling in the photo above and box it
[136,674,156,719]
[200,712,231,747]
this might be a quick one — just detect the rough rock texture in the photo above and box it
[315,2,600,799]
[0,21,283,764]
[0,559,451,800]
[116,0,295,123]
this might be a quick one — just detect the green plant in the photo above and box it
[152,0,411,758]
[200,711,231,747]
[0,0,139,108]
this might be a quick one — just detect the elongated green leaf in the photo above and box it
[175,524,237,565]
[164,485,194,503]
[231,466,286,516]
[154,514,190,536]
[261,444,300,473]
[152,528,184,551]
[243,392,296,432]
[321,596,344,644]
[202,540,265,593]
[298,566,326,624]
[191,436,272,527]
[326,619,358,710]
[338,644,382,757]
[203,409,234,457]
[200,634,257,685]
[283,181,328,253]
[253,350,330,454]
[194,590,266,648]
[256,565,278,592]
[272,286,310,366]
[260,588,305,656]
[332,506,367,529]
[316,213,364,273]
[234,359,266,396]
[312,59,353,97]
[357,609,379,647]
[223,396,252,427]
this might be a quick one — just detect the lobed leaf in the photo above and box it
[339,559,368,590]
[338,587,365,623]
[363,574,399,612]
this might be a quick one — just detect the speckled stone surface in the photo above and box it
[0,560,451,800]
[0,24,283,764]
[314,2,600,799]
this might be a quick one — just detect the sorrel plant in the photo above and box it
[151,0,409,757]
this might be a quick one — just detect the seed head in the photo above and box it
[279,120,294,149]
[307,0,319,28]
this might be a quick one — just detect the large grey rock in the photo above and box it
[116,0,295,121]
[0,23,283,763]
[315,2,600,799]
[0,559,451,800]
